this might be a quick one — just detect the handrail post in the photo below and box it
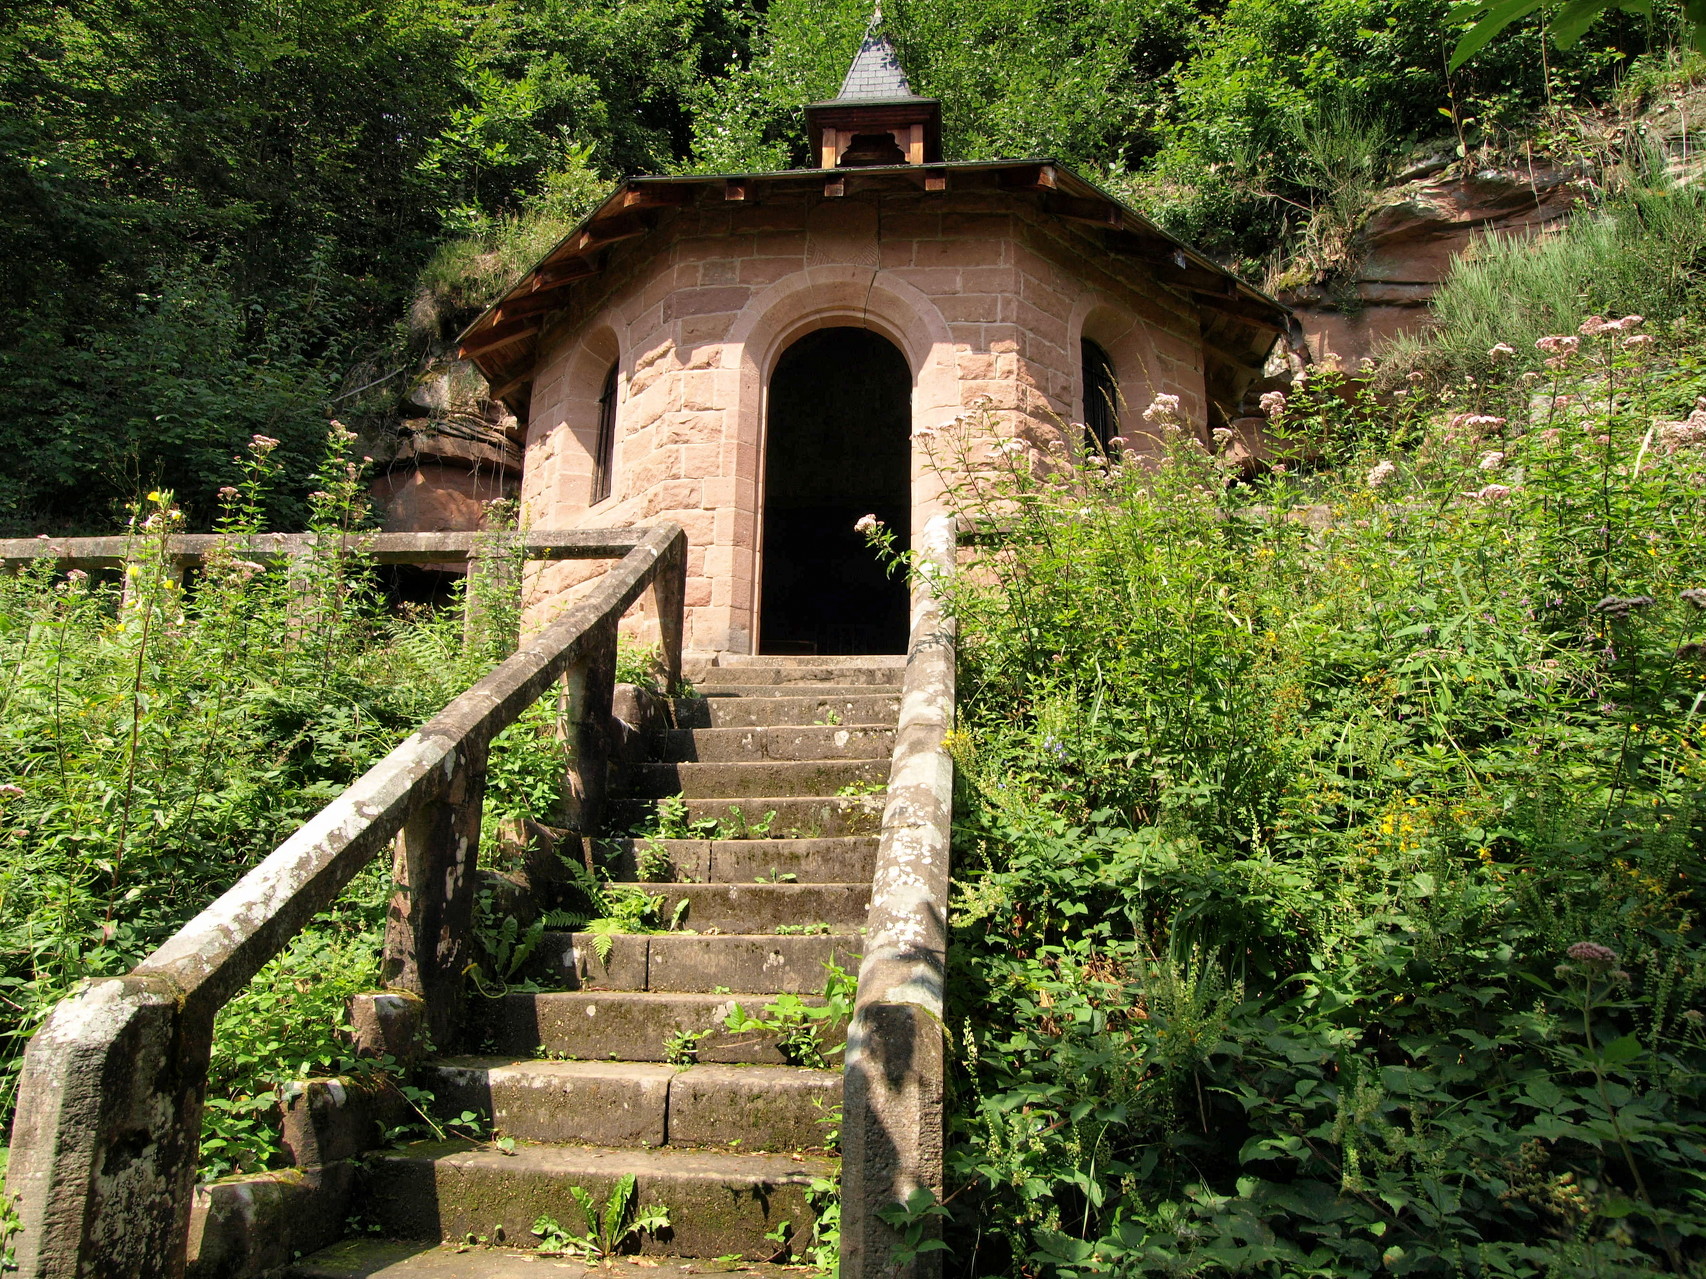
[380,738,489,1050]
[6,976,213,1279]
[560,615,619,846]
[648,528,687,691]
[841,512,958,1279]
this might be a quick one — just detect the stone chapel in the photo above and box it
[457,21,1290,656]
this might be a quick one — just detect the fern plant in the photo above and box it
[531,1175,670,1258]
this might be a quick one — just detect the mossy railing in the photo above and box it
[2,523,686,1279]
[841,512,957,1279]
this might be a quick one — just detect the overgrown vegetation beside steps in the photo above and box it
[0,427,567,1179]
[925,316,1706,1273]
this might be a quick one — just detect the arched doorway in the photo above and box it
[759,327,911,655]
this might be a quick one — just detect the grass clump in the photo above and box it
[926,322,1706,1274]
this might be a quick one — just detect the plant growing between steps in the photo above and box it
[531,1175,670,1259]
[723,961,856,1069]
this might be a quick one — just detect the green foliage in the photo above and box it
[1453,0,1705,71]
[0,0,750,532]
[531,1174,671,1259]
[723,961,856,1069]
[931,325,1706,1273]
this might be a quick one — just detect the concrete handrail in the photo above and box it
[3,522,687,1279]
[0,527,654,569]
[841,512,957,1279]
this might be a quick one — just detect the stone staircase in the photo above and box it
[287,655,904,1277]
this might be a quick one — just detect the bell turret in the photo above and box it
[803,10,942,169]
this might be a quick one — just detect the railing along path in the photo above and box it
[3,524,686,1279]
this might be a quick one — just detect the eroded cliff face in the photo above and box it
[1277,77,1706,372]
[367,357,521,535]
[1280,164,1583,370]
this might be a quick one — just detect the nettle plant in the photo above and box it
[917,322,1706,1276]
[0,423,565,1176]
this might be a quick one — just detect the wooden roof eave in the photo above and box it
[456,159,1291,414]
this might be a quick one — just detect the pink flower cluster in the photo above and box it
[1659,403,1706,454]
[1142,393,1183,426]
[1578,315,1643,336]
[1259,390,1287,418]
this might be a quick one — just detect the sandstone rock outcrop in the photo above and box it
[1281,164,1583,369]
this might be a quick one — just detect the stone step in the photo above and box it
[612,882,869,932]
[598,836,879,883]
[670,692,900,729]
[615,759,888,800]
[684,683,898,699]
[423,1057,839,1152]
[482,991,843,1064]
[658,724,895,763]
[289,1238,804,1276]
[691,664,904,688]
[359,1139,834,1259]
[522,932,859,993]
[606,795,884,839]
[693,653,908,669]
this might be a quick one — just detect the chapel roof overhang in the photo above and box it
[457,160,1292,419]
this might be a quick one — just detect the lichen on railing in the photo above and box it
[2,524,686,1279]
[841,512,957,1279]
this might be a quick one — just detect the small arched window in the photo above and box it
[1081,339,1118,454]
[591,363,618,504]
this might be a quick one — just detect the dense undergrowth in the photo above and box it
[932,304,1706,1274]
[0,426,566,1178]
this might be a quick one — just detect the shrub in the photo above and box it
[931,322,1706,1274]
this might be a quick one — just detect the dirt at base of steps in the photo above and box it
[289,1237,816,1277]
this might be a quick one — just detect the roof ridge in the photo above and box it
[835,10,915,102]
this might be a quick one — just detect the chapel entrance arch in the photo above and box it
[758,326,911,655]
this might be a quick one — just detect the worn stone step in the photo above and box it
[598,836,880,884]
[422,1058,840,1152]
[482,991,843,1064]
[616,759,889,800]
[670,692,900,729]
[665,1064,841,1151]
[611,882,868,931]
[289,1239,803,1277]
[684,683,898,699]
[522,932,859,993]
[424,1057,674,1147]
[692,653,908,669]
[605,795,884,839]
[691,663,904,688]
[658,724,895,763]
[359,1139,835,1259]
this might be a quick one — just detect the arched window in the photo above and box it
[1081,339,1118,453]
[591,363,618,504]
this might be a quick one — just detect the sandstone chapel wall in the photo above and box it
[518,174,1210,654]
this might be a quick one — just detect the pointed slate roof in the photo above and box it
[836,23,914,101]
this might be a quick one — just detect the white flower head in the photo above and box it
[1478,450,1505,472]
[1466,483,1513,502]
[1366,460,1397,488]
[1487,342,1517,361]
[854,514,883,535]
[1143,393,1183,425]
[1259,390,1287,418]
